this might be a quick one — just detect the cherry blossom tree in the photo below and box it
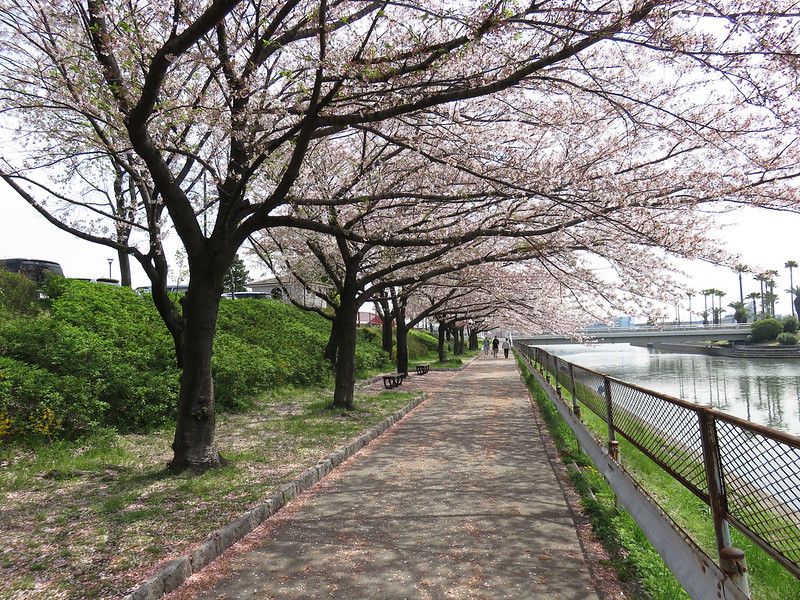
[1,0,799,471]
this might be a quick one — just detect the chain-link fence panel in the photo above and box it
[610,380,708,498]
[570,365,607,420]
[716,418,800,575]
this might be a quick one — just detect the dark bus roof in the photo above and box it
[0,258,64,282]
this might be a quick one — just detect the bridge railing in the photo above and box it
[520,322,751,339]
[516,342,800,582]
[581,322,751,333]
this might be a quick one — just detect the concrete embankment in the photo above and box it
[646,342,800,358]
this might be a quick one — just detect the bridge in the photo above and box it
[516,323,751,346]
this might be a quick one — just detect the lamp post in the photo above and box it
[107,258,113,279]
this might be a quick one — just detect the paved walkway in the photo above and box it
[166,354,604,600]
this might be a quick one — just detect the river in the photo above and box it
[544,343,800,437]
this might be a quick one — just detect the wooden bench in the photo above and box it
[415,363,430,375]
[382,373,406,389]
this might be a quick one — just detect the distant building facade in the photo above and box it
[357,311,383,326]
[246,278,327,309]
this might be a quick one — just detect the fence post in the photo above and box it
[568,363,581,419]
[602,376,619,461]
[536,348,544,375]
[698,410,751,597]
[553,357,562,399]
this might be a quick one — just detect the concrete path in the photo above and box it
[167,354,604,600]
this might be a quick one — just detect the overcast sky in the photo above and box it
[1,184,798,318]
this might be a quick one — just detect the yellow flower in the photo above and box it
[33,407,61,436]
[0,412,12,438]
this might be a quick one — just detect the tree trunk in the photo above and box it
[331,278,360,411]
[468,327,478,351]
[324,316,339,367]
[453,325,465,354]
[169,279,226,472]
[395,305,409,375]
[437,321,447,363]
[381,312,393,354]
[374,295,394,354]
[117,249,132,287]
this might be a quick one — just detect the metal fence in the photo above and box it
[516,343,800,580]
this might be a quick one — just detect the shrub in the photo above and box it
[0,280,397,441]
[777,332,798,346]
[215,298,332,389]
[0,270,40,317]
[0,318,178,434]
[407,330,438,359]
[212,333,282,411]
[410,329,438,348]
[783,315,799,334]
[751,318,784,343]
[0,356,101,439]
[353,327,393,376]
[0,279,179,437]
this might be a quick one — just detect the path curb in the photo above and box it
[121,392,427,600]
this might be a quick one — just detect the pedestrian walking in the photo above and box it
[483,337,490,355]
[492,336,500,358]
[502,338,511,358]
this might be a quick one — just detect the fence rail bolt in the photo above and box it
[608,439,620,461]
[719,546,750,597]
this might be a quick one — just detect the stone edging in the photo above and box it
[121,392,427,600]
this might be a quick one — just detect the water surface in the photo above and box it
[545,344,800,437]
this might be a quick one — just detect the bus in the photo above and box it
[0,258,64,283]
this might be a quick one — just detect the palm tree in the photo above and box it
[734,264,749,305]
[765,291,778,317]
[754,273,769,316]
[701,289,713,324]
[792,286,800,319]
[786,261,798,317]
[765,270,778,316]
[728,300,747,323]
[745,292,761,321]
[714,290,726,324]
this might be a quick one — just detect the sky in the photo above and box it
[1,183,798,319]
[668,206,800,321]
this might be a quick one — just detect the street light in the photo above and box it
[107,258,114,279]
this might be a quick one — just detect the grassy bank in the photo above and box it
[517,354,800,600]
[0,386,418,600]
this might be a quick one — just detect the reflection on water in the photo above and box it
[546,344,800,436]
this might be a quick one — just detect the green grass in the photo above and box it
[0,386,418,600]
[411,349,479,370]
[520,355,800,600]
